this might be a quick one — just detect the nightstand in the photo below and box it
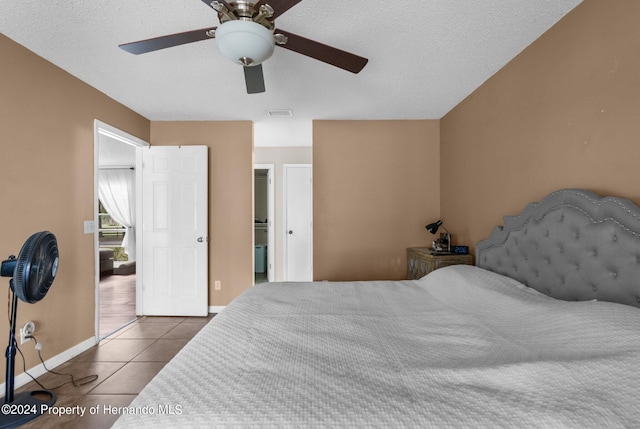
[407,247,474,280]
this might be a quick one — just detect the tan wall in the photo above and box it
[150,121,254,306]
[441,0,640,250]
[0,35,149,372]
[313,120,440,281]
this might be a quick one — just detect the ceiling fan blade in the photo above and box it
[244,65,266,94]
[119,27,216,55]
[254,0,303,19]
[275,29,368,74]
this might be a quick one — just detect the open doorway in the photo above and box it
[254,164,274,284]
[94,121,148,339]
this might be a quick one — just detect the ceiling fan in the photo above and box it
[119,0,369,94]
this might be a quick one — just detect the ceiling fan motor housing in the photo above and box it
[215,1,275,27]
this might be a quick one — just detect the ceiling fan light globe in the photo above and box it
[215,20,275,66]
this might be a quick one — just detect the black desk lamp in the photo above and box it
[425,220,451,253]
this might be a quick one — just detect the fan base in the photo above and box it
[0,390,56,429]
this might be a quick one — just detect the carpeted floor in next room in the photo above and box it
[17,314,216,428]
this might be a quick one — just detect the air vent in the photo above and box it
[267,109,294,117]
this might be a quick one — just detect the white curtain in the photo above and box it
[98,168,136,260]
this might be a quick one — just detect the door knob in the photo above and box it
[288,230,293,235]
[197,237,206,242]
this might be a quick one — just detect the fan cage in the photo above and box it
[13,231,58,303]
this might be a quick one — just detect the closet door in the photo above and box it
[284,164,313,281]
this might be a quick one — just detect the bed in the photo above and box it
[114,189,640,428]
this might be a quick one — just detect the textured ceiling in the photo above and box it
[1,0,582,122]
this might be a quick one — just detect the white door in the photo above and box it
[141,146,208,316]
[284,164,313,281]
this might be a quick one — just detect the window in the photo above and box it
[98,200,128,261]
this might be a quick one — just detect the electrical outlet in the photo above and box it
[20,321,35,345]
[214,280,221,291]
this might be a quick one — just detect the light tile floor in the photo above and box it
[17,314,215,428]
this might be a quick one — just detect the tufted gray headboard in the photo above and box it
[476,189,640,308]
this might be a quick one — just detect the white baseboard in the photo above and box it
[209,306,226,314]
[0,336,96,395]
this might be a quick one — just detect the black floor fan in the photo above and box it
[0,231,59,428]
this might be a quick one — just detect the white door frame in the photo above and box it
[283,164,313,281]
[254,164,275,282]
[93,120,148,340]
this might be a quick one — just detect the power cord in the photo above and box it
[6,284,99,390]
[16,335,99,391]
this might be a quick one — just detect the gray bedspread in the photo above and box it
[114,265,640,428]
